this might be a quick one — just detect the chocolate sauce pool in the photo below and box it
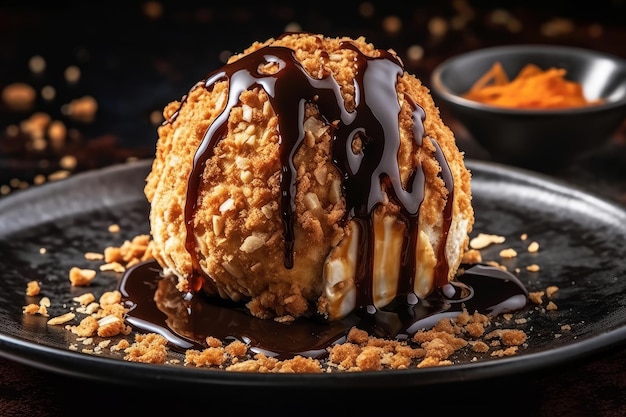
[120,260,527,360]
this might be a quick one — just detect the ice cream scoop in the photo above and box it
[144,33,474,321]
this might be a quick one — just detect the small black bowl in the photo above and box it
[430,45,626,170]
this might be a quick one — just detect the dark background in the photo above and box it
[1,0,625,189]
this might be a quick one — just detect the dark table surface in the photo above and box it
[1,2,625,415]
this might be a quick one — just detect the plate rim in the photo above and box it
[1,319,625,388]
[0,158,625,388]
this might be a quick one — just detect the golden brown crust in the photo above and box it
[145,33,474,320]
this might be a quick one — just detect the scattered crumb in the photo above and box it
[100,234,153,273]
[69,267,96,286]
[72,292,96,306]
[112,339,131,352]
[469,233,506,249]
[528,291,544,305]
[490,346,519,357]
[527,241,540,253]
[124,333,168,364]
[527,284,560,314]
[470,341,489,353]
[40,297,51,308]
[99,262,125,273]
[108,224,120,233]
[23,303,47,316]
[499,248,517,258]
[546,285,559,298]
[100,290,122,306]
[47,312,76,325]
[97,314,129,337]
[26,280,41,296]
[526,264,540,272]
[69,316,99,337]
[85,252,104,261]
[486,329,527,346]
[76,302,100,315]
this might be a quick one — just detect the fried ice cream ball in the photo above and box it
[144,33,474,321]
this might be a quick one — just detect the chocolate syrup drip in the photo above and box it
[169,38,455,308]
[120,260,528,360]
[180,45,353,282]
[431,139,455,288]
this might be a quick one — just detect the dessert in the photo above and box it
[144,32,474,322]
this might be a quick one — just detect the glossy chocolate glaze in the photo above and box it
[120,260,527,360]
[166,37,455,308]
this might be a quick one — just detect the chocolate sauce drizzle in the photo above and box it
[170,38,454,308]
[120,260,528,360]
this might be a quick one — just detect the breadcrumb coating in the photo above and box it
[144,33,474,320]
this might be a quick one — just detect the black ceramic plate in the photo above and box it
[0,159,625,388]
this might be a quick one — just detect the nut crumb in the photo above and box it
[85,252,104,261]
[546,285,559,298]
[100,290,122,306]
[99,262,125,273]
[469,233,506,249]
[73,293,96,306]
[499,248,517,258]
[69,267,96,286]
[47,312,76,325]
[23,303,47,316]
[112,339,131,351]
[528,291,544,304]
[26,280,41,296]
[490,346,519,357]
[124,333,168,364]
